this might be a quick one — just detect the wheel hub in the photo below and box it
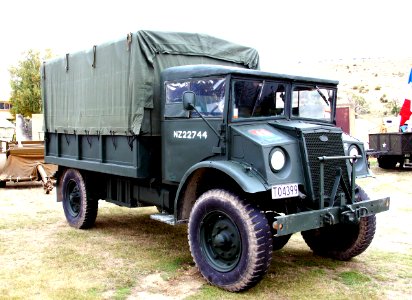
[201,211,241,272]
[211,219,239,258]
[66,180,80,217]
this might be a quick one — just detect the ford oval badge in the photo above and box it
[319,135,328,142]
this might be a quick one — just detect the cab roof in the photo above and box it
[162,64,339,86]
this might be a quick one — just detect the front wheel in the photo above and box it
[60,169,98,229]
[272,234,292,251]
[188,189,273,292]
[301,186,376,260]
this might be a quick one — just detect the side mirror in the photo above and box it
[182,91,196,111]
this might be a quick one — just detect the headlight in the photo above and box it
[349,145,360,163]
[270,148,286,172]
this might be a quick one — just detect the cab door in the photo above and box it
[161,78,226,182]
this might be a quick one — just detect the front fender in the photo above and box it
[174,160,268,222]
[182,160,268,194]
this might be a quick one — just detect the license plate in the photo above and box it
[272,183,299,199]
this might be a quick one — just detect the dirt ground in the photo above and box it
[0,163,411,299]
[358,167,412,254]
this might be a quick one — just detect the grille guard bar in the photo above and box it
[272,196,390,236]
[271,154,390,236]
[318,154,361,209]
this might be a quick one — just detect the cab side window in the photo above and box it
[164,78,226,118]
[191,78,225,118]
[164,81,190,118]
[165,81,189,104]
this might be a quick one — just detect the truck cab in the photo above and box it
[160,65,376,214]
[156,65,390,291]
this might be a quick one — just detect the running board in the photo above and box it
[150,213,176,225]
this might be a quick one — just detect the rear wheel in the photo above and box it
[188,189,273,292]
[301,186,376,260]
[60,169,98,229]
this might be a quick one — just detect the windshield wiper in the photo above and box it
[251,81,265,116]
[315,86,329,106]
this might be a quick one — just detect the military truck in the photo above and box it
[42,30,390,292]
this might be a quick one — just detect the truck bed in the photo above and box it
[369,132,412,155]
[45,132,161,178]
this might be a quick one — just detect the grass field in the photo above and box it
[0,163,411,299]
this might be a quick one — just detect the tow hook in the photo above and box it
[323,212,335,225]
[341,206,369,224]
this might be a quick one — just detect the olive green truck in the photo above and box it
[42,31,390,291]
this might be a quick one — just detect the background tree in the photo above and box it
[9,49,52,117]
[389,100,401,116]
[379,94,401,116]
[348,93,370,118]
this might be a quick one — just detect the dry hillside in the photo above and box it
[299,56,412,144]
[326,57,411,110]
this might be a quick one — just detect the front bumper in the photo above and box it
[273,196,390,236]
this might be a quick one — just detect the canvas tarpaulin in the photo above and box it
[0,147,57,182]
[42,30,259,136]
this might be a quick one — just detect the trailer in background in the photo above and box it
[368,132,412,168]
[0,141,57,192]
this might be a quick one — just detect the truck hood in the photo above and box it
[230,120,335,147]
[231,123,294,147]
[229,120,342,185]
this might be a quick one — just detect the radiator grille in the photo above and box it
[303,132,349,202]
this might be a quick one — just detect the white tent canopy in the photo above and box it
[0,117,14,141]
[0,118,14,128]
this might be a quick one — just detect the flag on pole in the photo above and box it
[399,68,412,127]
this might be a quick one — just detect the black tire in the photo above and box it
[188,189,273,292]
[377,156,397,169]
[301,186,376,261]
[60,169,98,229]
[272,234,292,251]
[0,180,6,188]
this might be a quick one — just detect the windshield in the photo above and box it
[292,85,335,122]
[232,79,286,119]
